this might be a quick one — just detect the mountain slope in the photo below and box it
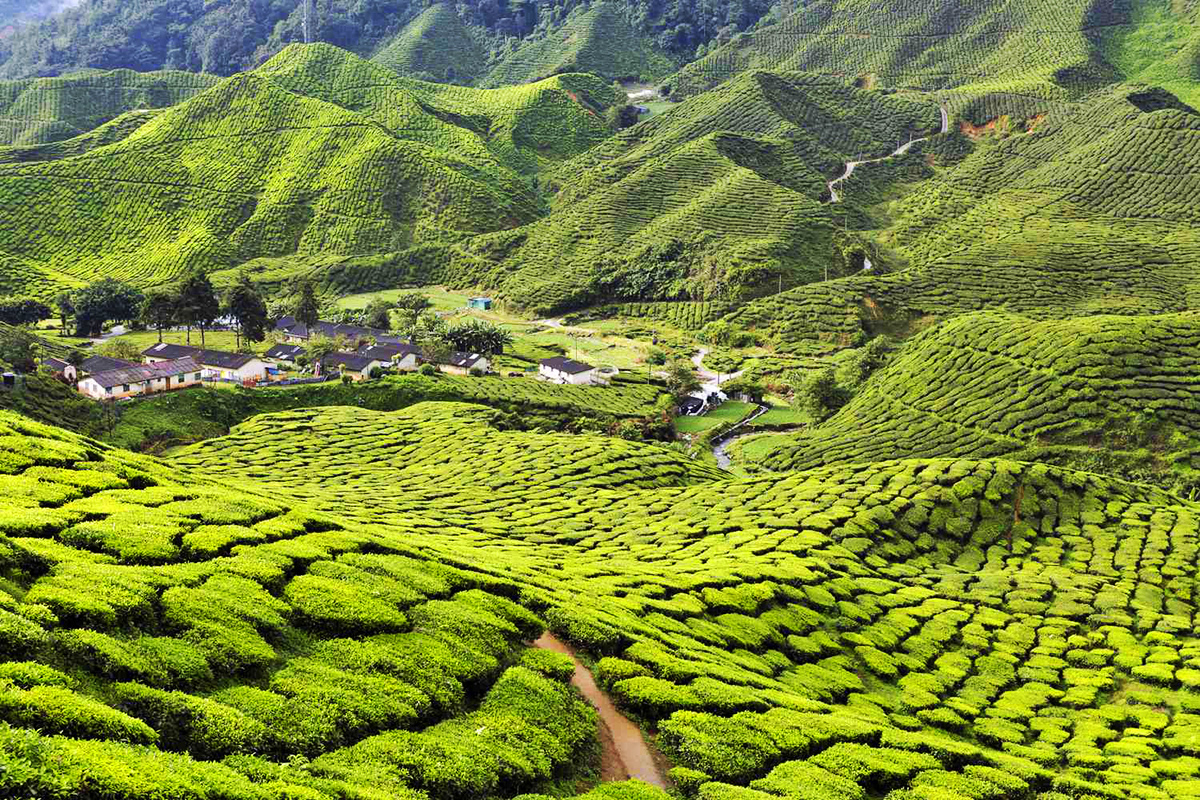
[371,4,487,83]
[0,44,618,299]
[722,84,1200,351]
[452,71,940,313]
[0,68,218,146]
[479,3,675,87]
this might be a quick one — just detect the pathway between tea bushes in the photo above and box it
[533,632,670,789]
[828,104,950,203]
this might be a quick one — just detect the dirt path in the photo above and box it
[692,347,743,393]
[534,632,670,789]
[827,105,949,203]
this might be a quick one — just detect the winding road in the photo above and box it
[827,105,950,203]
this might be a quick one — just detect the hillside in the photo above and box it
[0,0,763,80]
[371,4,488,84]
[721,84,1200,352]
[478,3,675,87]
[746,311,1200,491]
[0,68,218,146]
[0,44,619,299]
[455,71,941,312]
[0,402,1195,798]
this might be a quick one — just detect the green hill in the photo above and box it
[0,43,619,299]
[0,402,1197,798]
[0,69,219,146]
[746,311,1200,490]
[479,3,675,87]
[371,4,488,84]
[452,71,940,313]
[721,84,1200,352]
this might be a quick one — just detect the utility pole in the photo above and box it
[303,0,310,44]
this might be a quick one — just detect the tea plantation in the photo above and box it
[2,397,1200,799]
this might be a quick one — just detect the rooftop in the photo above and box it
[540,356,594,375]
[86,358,201,389]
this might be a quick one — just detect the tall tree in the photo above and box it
[293,279,320,330]
[140,289,178,343]
[0,297,51,326]
[0,325,37,373]
[225,272,268,351]
[72,279,144,338]
[363,297,394,331]
[54,291,74,335]
[176,270,220,348]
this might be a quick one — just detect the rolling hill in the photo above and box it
[0,399,1196,799]
[0,43,619,299]
[0,68,218,146]
[746,311,1200,489]
[478,3,676,87]
[371,4,488,84]
[721,83,1200,352]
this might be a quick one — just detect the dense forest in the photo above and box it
[0,0,773,79]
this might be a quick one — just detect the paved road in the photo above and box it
[828,104,950,203]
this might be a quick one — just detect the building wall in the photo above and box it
[438,365,469,376]
[395,354,419,371]
[539,366,594,385]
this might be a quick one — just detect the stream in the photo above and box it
[533,633,669,789]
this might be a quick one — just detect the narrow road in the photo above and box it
[827,104,949,203]
[711,405,770,468]
[691,348,742,398]
[534,633,669,789]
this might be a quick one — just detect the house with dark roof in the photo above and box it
[274,317,402,346]
[142,343,270,383]
[436,352,490,376]
[264,343,306,363]
[44,355,139,383]
[357,342,422,371]
[539,356,596,385]
[77,358,203,400]
[320,351,387,382]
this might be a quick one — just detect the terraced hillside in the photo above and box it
[671,0,1134,113]
[0,69,218,146]
[371,4,488,83]
[3,400,1200,798]
[458,71,941,312]
[722,84,1200,351]
[478,3,675,87]
[746,312,1200,488]
[0,44,619,299]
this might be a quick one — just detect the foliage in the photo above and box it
[175,270,220,348]
[0,297,50,326]
[140,290,179,344]
[293,279,321,329]
[665,361,701,399]
[71,279,143,338]
[440,319,513,356]
[224,272,268,351]
[0,325,37,372]
[795,368,848,422]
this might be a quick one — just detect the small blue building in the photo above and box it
[468,297,493,310]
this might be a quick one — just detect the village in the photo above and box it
[41,303,613,402]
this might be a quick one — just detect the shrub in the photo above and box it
[0,682,157,744]
[796,368,849,421]
[420,363,437,376]
[113,683,268,759]
[519,649,575,682]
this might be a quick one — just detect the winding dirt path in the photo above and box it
[534,633,670,789]
[827,105,950,203]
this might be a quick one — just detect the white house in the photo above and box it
[142,343,270,383]
[539,356,596,385]
[320,352,387,382]
[437,352,489,376]
[78,358,203,400]
[357,343,422,371]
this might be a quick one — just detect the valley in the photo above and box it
[2,1,1200,800]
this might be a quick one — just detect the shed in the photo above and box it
[467,297,493,310]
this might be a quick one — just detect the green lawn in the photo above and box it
[750,407,809,428]
[101,329,264,356]
[676,400,757,434]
